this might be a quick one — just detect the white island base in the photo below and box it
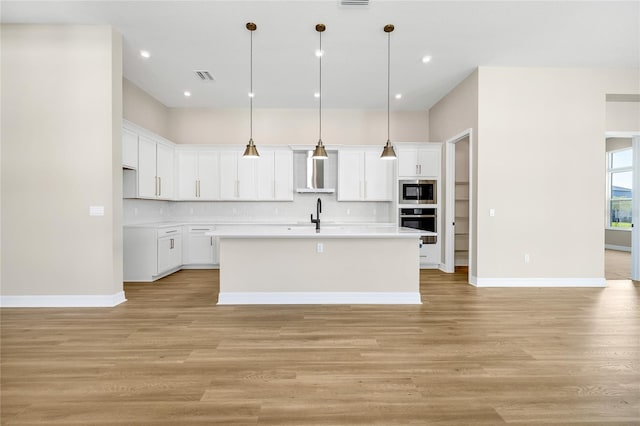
[216,233,422,305]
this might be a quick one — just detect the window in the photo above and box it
[607,148,633,229]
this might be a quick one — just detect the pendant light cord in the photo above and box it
[387,31,390,143]
[250,29,253,141]
[319,30,322,142]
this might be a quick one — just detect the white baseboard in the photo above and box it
[473,277,606,288]
[0,291,127,308]
[605,244,632,252]
[469,275,478,286]
[218,292,422,305]
[181,265,219,270]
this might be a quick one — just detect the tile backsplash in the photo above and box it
[124,193,393,225]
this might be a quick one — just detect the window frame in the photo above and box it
[606,147,633,231]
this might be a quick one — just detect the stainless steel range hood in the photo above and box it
[296,151,335,193]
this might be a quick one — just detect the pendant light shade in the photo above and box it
[312,24,328,159]
[243,22,259,158]
[380,24,397,160]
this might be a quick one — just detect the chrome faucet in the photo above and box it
[310,198,322,232]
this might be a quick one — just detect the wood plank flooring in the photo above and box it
[605,249,632,280]
[2,269,639,425]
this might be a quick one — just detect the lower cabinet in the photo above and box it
[419,240,441,268]
[124,224,216,282]
[183,226,217,266]
[157,232,182,275]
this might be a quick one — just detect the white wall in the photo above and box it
[1,25,123,299]
[123,78,171,140]
[429,70,479,277]
[606,101,640,132]
[476,67,639,282]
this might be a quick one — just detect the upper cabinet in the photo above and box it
[122,128,138,169]
[177,150,220,200]
[397,144,441,178]
[338,148,393,201]
[138,136,175,200]
[219,149,293,201]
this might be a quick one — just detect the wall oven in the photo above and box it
[399,208,437,244]
[399,180,436,204]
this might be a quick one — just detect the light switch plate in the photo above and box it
[89,206,105,216]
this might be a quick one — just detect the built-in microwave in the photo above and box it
[399,180,436,204]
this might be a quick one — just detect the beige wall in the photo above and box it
[1,25,123,296]
[122,81,429,145]
[428,70,479,276]
[605,137,633,248]
[606,101,640,132]
[123,78,170,139]
[477,68,639,280]
[168,108,428,146]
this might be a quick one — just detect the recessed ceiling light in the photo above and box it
[421,55,432,64]
[184,91,191,97]
[140,50,151,59]
[314,92,320,98]
[248,92,255,98]
[395,93,402,99]
[315,49,324,57]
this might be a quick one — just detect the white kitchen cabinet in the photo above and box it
[124,225,183,281]
[274,150,294,201]
[183,225,216,265]
[177,150,220,200]
[338,149,393,201]
[138,135,174,199]
[122,128,138,169]
[219,149,293,201]
[157,232,182,275]
[219,150,256,200]
[398,144,441,178]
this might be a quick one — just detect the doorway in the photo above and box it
[605,132,639,281]
[444,129,474,282]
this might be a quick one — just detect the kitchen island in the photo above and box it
[206,225,429,305]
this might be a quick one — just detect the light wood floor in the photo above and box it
[605,249,632,280]
[2,269,639,425]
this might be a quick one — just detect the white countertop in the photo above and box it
[205,225,432,239]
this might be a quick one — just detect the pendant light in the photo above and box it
[243,22,259,158]
[312,24,328,159]
[380,24,397,160]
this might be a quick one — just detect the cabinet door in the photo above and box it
[198,151,220,200]
[274,151,293,201]
[138,136,157,198]
[169,235,182,270]
[237,155,257,200]
[156,144,174,199]
[417,148,440,177]
[364,151,393,201]
[219,151,239,200]
[397,148,419,177]
[157,236,172,274]
[177,151,198,200]
[186,233,215,264]
[122,128,138,169]
[338,151,364,201]
[256,151,275,200]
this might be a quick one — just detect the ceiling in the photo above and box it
[2,1,639,111]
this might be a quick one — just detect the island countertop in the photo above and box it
[205,225,433,239]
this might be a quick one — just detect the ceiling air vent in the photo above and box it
[194,70,215,81]
[340,0,369,6]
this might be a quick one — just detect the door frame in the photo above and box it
[606,131,639,280]
[444,128,474,282]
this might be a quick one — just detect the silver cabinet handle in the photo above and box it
[195,181,198,198]
[198,180,201,197]
[158,177,162,196]
[415,165,419,175]
[170,238,174,249]
[210,237,213,246]
[236,180,240,198]
[155,176,158,196]
[364,181,367,199]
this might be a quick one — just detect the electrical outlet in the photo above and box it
[317,243,324,253]
[524,253,530,263]
[489,208,496,217]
